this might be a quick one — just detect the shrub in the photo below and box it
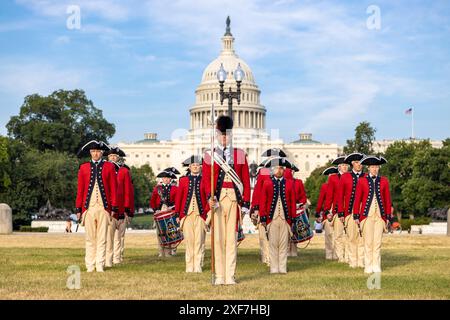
[400,217,432,232]
[19,226,49,232]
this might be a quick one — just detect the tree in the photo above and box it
[130,164,157,210]
[382,139,450,217]
[382,140,431,216]
[0,141,79,228]
[344,121,376,155]
[401,144,450,215]
[6,89,115,155]
[0,136,11,192]
[304,161,332,214]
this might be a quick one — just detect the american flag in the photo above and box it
[405,107,413,115]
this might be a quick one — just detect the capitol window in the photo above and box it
[157,154,161,158]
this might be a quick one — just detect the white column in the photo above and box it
[203,111,206,128]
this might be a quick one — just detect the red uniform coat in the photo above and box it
[315,182,328,219]
[117,166,135,216]
[251,167,271,212]
[294,179,307,205]
[259,176,298,226]
[76,160,117,214]
[284,168,307,205]
[203,147,251,208]
[175,174,209,220]
[323,173,341,214]
[336,171,365,218]
[150,184,178,211]
[352,175,393,222]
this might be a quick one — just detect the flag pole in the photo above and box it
[411,108,415,139]
[210,103,215,285]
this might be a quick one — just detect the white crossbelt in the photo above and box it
[209,150,244,197]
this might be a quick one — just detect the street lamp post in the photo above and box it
[217,62,245,121]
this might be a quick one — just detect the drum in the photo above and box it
[291,209,313,244]
[154,210,184,247]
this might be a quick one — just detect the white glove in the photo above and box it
[241,207,250,215]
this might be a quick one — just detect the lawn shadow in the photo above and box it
[381,251,420,271]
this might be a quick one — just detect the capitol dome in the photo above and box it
[190,17,266,131]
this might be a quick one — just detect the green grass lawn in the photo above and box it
[0,233,449,299]
[128,214,154,229]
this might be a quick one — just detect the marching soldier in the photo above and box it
[105,147,134,266]
[175,155,209,273]
[353,156,392,274]
[315,166,338,260]
[284,163,307,257]
[251,148,287,265]
[150,169,179,257]
[323,156,349,262]
[162,167,181,255]
[75,140,117,272]
[259,157,297,274]
[203,115,251,285]
[337,152,366,268]
[250,158,271,266]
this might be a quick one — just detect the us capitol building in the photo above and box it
[118,19,340,180]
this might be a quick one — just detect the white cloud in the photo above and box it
[16,0,132,21]
[0,61,98,98]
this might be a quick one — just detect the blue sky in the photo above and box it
[0,0,449,145]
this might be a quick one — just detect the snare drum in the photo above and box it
[154,210,184,247]
[291,210,314,243]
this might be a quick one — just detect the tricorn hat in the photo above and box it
[104,146,126,157]
[322,166,339,175]
[77,140,109,157]
[264,157,292,169]
[360,155,387,166]
[261,148,287,158]
[157,171,177,179]
[290,163,299,172]
[331,156,347,165]
[182,155,203,167]
[344,152,365,164]
[163,167,181,175]
[216,115,233,133]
